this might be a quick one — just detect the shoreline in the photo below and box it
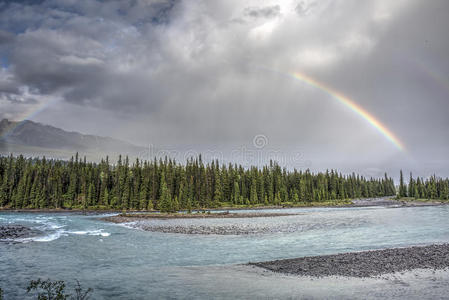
[249,244,449,278]
[103,212,299,223]
[0,197,445,214]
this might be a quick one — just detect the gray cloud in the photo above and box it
[0,92,37,104]
[0,29,14,45]
[295,1,318,16]
[244,5,281,19]
[0,0,448,178]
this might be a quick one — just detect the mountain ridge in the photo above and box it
[0,119,148,161]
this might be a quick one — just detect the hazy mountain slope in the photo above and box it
[0,119,148,161]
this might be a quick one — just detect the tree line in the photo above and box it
[398,170,449,200]
[0,154,396,212]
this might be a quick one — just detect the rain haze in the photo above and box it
[1,0,448,179]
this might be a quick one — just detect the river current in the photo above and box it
[1,205,449,299]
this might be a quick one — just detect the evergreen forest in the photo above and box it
[0,154,398,212]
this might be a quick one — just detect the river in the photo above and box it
[1,205,449,299]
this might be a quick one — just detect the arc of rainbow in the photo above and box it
[413,59,449,96]
[290,71,404,151]
[0,97,60,140]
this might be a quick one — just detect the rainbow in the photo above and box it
[290,71,405,151]
[0,97,59,140]
[1,68,405,151]
[412,59,449,96]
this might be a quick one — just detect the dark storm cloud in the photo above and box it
[0,78,19,95]
[0,29,14,45]
[0,0,448,177]
[0,0,182,115]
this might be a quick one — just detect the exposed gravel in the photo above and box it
[108,216,367,235]
[352,198,402,207]
[249,244,449,278]
[103,212,302,235]
[129,223,274,235]
[352,197,444,207]
[105,212,297,221]
[0,225,41,242]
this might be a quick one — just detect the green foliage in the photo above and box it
[0,154,397,211]
[158,171,172,213]
[72,280,93,300]
[27,279,68,300]
[398,170,408,198]
[21,279,92,300]
[404,172,449,201]
[0,287,3,300]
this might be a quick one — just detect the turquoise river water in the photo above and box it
[1,205,449,299]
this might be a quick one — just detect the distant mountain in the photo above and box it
[0,119,148,161]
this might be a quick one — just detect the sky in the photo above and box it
[0,0,448,179]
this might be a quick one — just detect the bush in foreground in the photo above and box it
[0,279,93,300]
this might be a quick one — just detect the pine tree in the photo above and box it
[173,196,179,212]
[213,173,223,207]
[38,185,47,209]
[103,187,110,207]
[233,181,240,205]
[0,172,9,207]
[274,191,281,205]
[159,172,172,213]
[250,177,258,205]
[293,190,299,203]
[408,172,415,198]
[398,170,407,198]
[186,194,192,213]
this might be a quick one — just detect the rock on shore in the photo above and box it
[249,244,449,278]
[0,225,40,241]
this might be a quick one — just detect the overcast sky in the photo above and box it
[0,0,448,178]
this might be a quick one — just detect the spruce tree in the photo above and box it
[213,173,223,207]
[398,170,407,198]
[159,172,172,213]
[293,190,299,203]
[250,177,258,205]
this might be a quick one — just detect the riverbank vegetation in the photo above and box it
[0,154,395,212]
[0,279,92,300]
[398,170,449,201]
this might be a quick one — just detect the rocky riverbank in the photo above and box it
[104,211,297,221]
[249,244,449,278]
[0,225,41,242]
[352,197,445,207]
[103,212,302,235]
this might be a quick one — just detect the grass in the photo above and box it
[1,199,355,212]
[217,199,352,210]
[397,197,448,203]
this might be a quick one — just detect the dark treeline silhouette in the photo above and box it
[0,154,396,212]
[398,170,449,200]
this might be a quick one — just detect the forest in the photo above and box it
[0,154,397,211]
[398,170,449,200]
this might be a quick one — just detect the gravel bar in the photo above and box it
[104,212,298,221]
[249,244,449,278]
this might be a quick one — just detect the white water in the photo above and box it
[1,205,449,299]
